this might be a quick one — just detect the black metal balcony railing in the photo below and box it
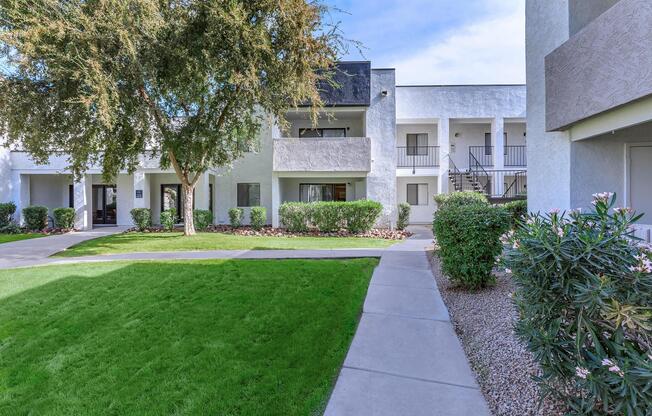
[504,145,527,167]
[397,146,439,168]
[469,146,493,167]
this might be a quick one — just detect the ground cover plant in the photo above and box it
[0,258,378,415]
[503,193,652,415]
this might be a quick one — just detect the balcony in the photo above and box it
[468,145,526,168]
[504,145,526,167]
[272,137,371,172]
[397,146,439,169]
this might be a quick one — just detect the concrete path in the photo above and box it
[324,226,490,416]
[0,227,128,269]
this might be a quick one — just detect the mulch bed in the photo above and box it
[127,225,412,240]
[428,253,568,416]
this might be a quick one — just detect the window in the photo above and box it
[209,183,213,213]
[406,184,428,206]
[406,133,428,155]
[68,185,74,208]
[299,128,347,138]
[299,184,346,202]
[484,133,492,155]
[237,183,260,207]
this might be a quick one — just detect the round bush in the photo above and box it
[279,202,311,232]
[53,207,75,229]
[0,202,17,227]
[130,208,152,231]
[249,207,266,231]
[343,200,382,234]
[160,208,177,231]
[22,205,48,231]
[311,202,345,232]
[433,203,509,289]
[434,191,488,210]
[397,202,410,230]
[501,199,527,227]
[228,208,244,228]
[193,209,213,231]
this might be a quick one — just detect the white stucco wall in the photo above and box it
[279,177,365,202]
[526,0,572,213]
[396,176,438,224]
[396,124,438,146]
[30,175,70,217]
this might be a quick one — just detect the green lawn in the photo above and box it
[0,233,45,244]
[0,258,377,415]
[54,231,396,257]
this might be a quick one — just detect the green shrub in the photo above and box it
[311,202,345,232]
[0,223,21,234]
[279,202,311,232]
[503,193,652,414]
[193,209,213,231]
[53,207,75,229]
[249,207,266,231]
[130,208,152,231]
[22,205,48,231]
[160,208,177,231]
[0,202,16,227]
[228,208,244,228]
[343,200,383,234]
[502,199,527,227]
[434,191,488,210]
[433,203,509,289]
[397,202,411,230]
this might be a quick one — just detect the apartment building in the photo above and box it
[526,0,652,238]
[0,62,526,229]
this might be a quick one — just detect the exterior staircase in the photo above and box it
[449,170,486,193]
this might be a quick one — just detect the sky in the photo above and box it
[323,0,525,86]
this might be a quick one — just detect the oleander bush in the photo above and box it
[311,202,345,232]
[160,208,177,231]
[434,191,488,210]
[130,208,152,231]
[53,207,75,229]
[22,205,48,231]
[279,202,312,233]
[228,208,244,228]
[249,207,266,231]
[193,209,213,231]
[502,199,527,227]
[433,201,509,289]
[0,202,16,227]
[503,193,652,415]
[397,202,411,230]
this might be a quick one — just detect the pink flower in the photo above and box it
[614,207,633,215]
[601,358,614,367]
[575,367,590,379]
[549,208,560,215]
[608,365,624,377]
[505,268,512,274]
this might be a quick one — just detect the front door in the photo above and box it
[92,185,117,225]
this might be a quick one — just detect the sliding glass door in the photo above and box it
[92,185,117,225]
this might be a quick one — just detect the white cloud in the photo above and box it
[391,1,525,85]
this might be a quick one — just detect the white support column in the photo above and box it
[194,172,210,210]
[132,171,150,209]
[492,117,506,196]
[11,172,30,225]
[271,173,280,228]
[437,118,450,195]
[74,175,92,230]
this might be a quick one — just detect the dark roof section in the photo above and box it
[299,61,371,107]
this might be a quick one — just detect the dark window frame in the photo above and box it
[237,183,261,207]
[484,133,492,155]
[406,133,429,156]
[299,183,346,203]
[298,128,347,138]
[406,183,428,206]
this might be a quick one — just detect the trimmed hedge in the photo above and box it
[0,202,16,227]
[160,208,176,231]
[434,191,488,210]
[279,200,383,234]
[433,202,509,289]
[53,207,75,229]
[397,203,410,230]
[228,208,244,228]
[504,193,652,413]
[22,206,48,231]
[501,199,527,227]
[250,207,266,231]
[130,208,152,231]
[193,209,213,231]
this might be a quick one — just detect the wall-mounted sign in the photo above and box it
[135,190,143,198]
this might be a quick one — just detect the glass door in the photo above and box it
[92,185,117,225]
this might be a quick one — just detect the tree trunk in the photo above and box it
[182,182,196,236]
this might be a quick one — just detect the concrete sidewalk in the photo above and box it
[324,226,490,416]
[0,227,128,269]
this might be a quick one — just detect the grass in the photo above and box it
[0,233,45,244]
[0,258,377,415]
[54,231,396,257]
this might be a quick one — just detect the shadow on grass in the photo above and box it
[0,258,377,415]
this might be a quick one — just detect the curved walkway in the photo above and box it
[324,226,490,416]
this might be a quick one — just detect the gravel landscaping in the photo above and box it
[429,253,568,416]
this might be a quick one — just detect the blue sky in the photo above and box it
[323,0,525,85]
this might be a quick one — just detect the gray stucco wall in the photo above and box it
[273,137,371,172]
[0,149,12,204]
[526,0,572,213]
[568,0,620,35]
[366,69,397,226]
[546,0,652,131]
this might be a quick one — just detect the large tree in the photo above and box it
[0,0,345,235]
